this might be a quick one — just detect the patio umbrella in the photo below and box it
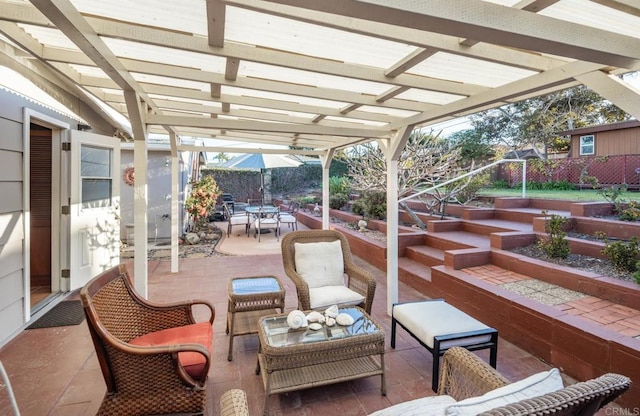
[221,153,302,169]
[221,153,303,204]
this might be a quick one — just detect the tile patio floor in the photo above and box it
[0,253,625,415]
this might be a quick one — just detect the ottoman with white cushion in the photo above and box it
[391,299,498,392]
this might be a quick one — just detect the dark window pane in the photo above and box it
[82,178,112,208]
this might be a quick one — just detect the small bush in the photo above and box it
[536,212,570,259]
[362,190,387,220]
[633,260,640,284]
[491,179,510,189]
[602,237,640,273]
[328,176,351,195]
[619,201,640,222]
[351,198,366,216]
[329,193,349,210]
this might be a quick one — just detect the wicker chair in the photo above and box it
[281,229,376,314]
[80,264,215,416]
[438,347,631,416]
[220,347,631,416]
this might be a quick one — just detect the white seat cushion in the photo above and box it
[230,216,248,225]
[368,395,456,416]
[444,368,563,416]
[309,285,365,309]
[294,240,344,288]
[393,301,491,348]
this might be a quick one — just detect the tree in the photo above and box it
[347,131,478,227]
[469,85,631,158]
[215,152,231,163]
[448,129,494,166]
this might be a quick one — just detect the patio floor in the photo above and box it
[0,245,622,415]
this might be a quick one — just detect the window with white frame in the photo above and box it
[579,135,594,155]
[81,145,113,209]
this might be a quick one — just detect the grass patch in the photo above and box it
[477,188,640,202]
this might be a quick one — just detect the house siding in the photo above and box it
[120,149,189,240]
[0,89,79,346]
[570,125,640,157]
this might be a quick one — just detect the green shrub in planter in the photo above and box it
[329,193,349,210]
[351,198,366,216]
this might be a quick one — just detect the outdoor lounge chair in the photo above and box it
[281,229,376,314]
[80,264,215,416]
[219,347,631,416]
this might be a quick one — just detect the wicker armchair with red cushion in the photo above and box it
[80,264,215,416]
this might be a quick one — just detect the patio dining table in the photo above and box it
[244,206,278,216]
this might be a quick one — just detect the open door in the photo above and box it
[69,131,120,290]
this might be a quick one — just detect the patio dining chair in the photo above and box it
[223,202,250,237]
[253,207,280,242]
[278,201,299,231]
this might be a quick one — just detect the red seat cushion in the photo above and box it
[129,322,213,380]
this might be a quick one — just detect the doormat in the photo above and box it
[27,300,85,329]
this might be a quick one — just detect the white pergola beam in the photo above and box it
[577,71,640,121]
[267,0,640,68]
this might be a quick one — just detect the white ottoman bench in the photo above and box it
[391,299,498,392]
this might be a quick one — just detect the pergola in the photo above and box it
[2,0,640,312]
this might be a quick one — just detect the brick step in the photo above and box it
[397,257,432,294]
[494,207,570,224]
[405,245,444,267]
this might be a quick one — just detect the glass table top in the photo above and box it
[231,277,281,295]
[261,307,379,348]
[244,206,278,214]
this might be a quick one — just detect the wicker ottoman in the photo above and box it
[227,276,285,361]
[391,299,498,392]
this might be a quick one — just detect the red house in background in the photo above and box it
[559,119,640,158]
[501,120,640,188]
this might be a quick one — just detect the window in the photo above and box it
[81,145,113,209]
[579,135,594,155]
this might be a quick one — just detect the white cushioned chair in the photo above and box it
[281,229,376,314]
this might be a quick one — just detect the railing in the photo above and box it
[398,159,527,204]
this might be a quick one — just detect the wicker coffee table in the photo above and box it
[227,276,285,361]
[256,307,385,415]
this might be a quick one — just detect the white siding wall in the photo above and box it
[0,89,80,346]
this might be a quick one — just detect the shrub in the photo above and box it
[492,179,510,189]
[328,176,351,195]
[633,260,640,284]
[329,193,349,210]
[362,190,387,220]
[184,176,221,227]
[602,237,640,273]
[619,201,640,222]
[351,198,366,216]
[536,212,570,259]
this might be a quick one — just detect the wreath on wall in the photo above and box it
[123,166,135,186]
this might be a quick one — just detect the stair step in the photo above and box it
[398,257,432,293]
[428,231,491,250]
[406,245,444,266]
[494,207,570,223]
